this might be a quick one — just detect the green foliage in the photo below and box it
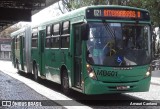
[69,0,106,9]
[128,0,160,27]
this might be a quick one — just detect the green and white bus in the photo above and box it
[11,5,152,95]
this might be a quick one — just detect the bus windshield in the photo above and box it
[86,22,151,66]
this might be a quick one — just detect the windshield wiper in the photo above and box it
[102,20,115,39]
[102,20,118,50]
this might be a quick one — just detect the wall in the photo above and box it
[0,38,11,60]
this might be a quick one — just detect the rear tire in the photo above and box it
[33,64,39,82]
[61,69,70,95]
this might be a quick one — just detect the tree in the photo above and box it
[0,23,24,38]
[62,0,107,10]
[64,0,133,10]
[128,0,160,27]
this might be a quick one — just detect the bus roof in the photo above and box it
[32,5,149,28]
[10,28,26,38]
[10,5,149,33]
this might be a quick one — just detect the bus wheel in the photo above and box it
[61,69,70,95]
[33,64,39,82]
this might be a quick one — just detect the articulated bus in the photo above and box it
[11,5,152,95]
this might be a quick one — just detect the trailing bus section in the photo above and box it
[11,5,152,95]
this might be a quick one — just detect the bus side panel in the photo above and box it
[31,47,39,70]
[45,48,61,84]
[31,29,45,77]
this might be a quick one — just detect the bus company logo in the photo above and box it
[2,101,12,107]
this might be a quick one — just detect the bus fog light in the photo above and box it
[86,64,97,80]
[89,72,97,80]
[89,72,95,78]
[146,71,150,76]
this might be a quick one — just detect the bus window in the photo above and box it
[87,22,151,66]
[17,37,20,50]
[61,21,70,48]
[32,28,38,48]
[53,23,60,36]
[22,35,25,49]
[51,23,60,48]
[46,25,51,36]
[62,21,70,34]
[46,25,51,48]
[51,37,60,48]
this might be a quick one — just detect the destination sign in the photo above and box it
[86,8,150,21]
[103,10,140,18]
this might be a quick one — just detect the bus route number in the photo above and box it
[94,10,102,16]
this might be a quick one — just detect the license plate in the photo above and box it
[116,86,130,90]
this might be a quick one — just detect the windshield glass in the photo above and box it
[86,22,151,66]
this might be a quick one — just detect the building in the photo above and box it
[0,38,11,60]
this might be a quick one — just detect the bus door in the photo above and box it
[39,30,45,76]
[73,24,82,88]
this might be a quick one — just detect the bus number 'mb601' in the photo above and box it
[96,70,118,77]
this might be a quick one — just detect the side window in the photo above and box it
[32,28,38,48]
[15,36,17,50]
[46,25,52,48]
[23,36,25,49]
[62,21,70,34]
[61,21,70,48]
[51,23,60,48]
[17,36,20,50]
[20,33,25,49]
[53,23,60,36]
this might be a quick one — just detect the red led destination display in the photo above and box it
[86,8,150,21]
[103,10,141,18]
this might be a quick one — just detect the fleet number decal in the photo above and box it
[96,70,118,77]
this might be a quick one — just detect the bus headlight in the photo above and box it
[145,66,151,77]
[146,71,150,76]
[86,64,97,80]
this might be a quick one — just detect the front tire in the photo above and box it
[61,69,70,95]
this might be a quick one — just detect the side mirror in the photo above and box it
[81,23,89,40]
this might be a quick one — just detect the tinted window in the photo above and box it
[61,21,70,48]
[62,21,70,35]
[51,37,60,48]
[46,25,52,48]
[51,23,60,48]
[32,28,38,48]
[53,23,60,36]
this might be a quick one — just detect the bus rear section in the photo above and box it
[81,6,152,94]
[11,27,32,74]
